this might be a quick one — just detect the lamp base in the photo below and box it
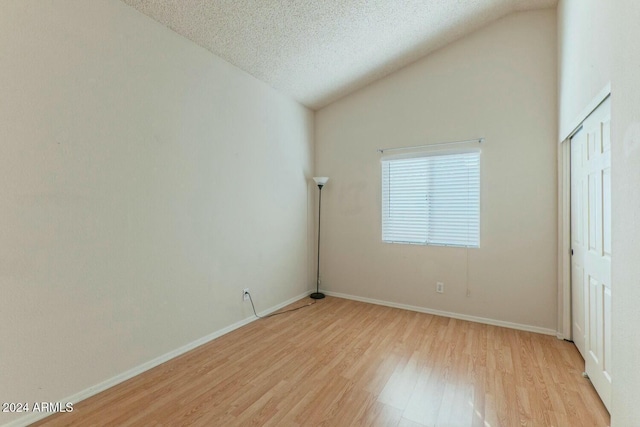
[310,292,325,300]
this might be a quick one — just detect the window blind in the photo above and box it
[381,151,480,247]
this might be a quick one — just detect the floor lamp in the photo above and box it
[311,177,328,299]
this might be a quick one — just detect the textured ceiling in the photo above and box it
[121,0,557,109]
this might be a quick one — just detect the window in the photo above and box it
[381,150,480,247]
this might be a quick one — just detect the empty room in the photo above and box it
[1,0,639,426]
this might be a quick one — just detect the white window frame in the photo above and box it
[381,149,480,248]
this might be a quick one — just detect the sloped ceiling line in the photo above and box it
[121,0,557,110]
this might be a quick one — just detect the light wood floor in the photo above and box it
[34,296,609,427]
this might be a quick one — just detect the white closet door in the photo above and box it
[570,97,611,411]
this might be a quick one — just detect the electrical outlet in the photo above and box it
[243,288,250,301]
[436,282,444,294]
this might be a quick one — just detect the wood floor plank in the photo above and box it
[32,296,610,427]
[357,401,403,426]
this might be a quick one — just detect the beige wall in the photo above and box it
[315,10,558,331]
[0,1,313,423]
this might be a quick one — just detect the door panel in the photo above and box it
[587,172,600,252]
[602,120,611,153]
[588,130,597,160]
[570,127,587,359]
[603,169,612,258]
[587,277,601,363]
[604,286,612,382]
[571,261,585,357]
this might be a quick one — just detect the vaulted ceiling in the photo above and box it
[121,0,557,109]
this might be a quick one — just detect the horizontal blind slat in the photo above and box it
[382,151,480,247]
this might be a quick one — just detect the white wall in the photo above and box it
[559,1,640,424]
[0,1,313,424]
[609,1,640,425]
[315,10,558,331]
[557,0,613,139]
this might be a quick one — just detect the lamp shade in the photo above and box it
[313,177,329,186]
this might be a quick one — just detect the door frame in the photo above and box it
[558,83,611,340]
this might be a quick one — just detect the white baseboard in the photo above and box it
[3,291,311,427]
[323,290,557,336]
[6,289,556,427]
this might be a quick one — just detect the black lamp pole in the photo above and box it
[311,178,327,299]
